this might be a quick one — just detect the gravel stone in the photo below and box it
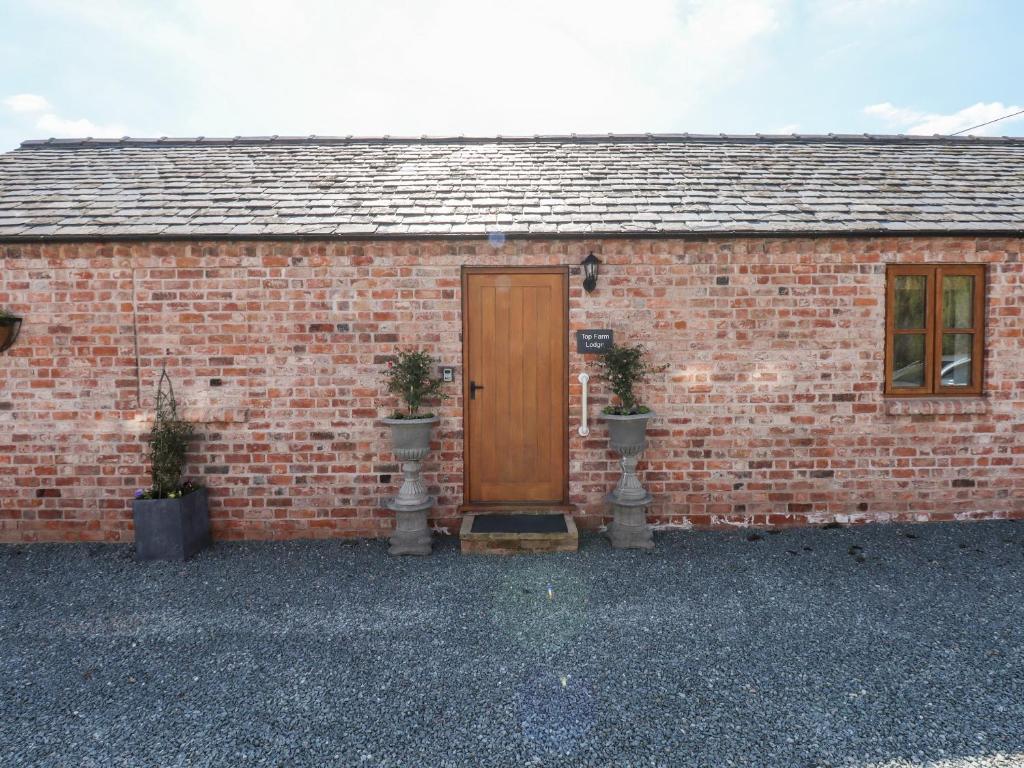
[3,521,1024,767]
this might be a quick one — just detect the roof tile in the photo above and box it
[1,134,1023,239]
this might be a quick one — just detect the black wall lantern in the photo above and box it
[581,253,600,293]
[0,313,22,353]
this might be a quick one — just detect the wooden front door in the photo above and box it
[463,268,568,505]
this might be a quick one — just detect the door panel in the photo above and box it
[464,269,567,504]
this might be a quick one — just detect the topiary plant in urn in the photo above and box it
[596,342,667,549]
[381,350,448,555]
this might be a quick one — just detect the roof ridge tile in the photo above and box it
[14,132,1024,149]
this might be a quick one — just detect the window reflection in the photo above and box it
[941,334,972,386]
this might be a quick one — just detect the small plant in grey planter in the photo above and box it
[597,343,667,549]
[132,368,209,561]
[382,350,448,555]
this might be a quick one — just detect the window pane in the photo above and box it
[941,333,973,387]
[894,275,927,329]
[892,334,926,388]
[942,275,974,329]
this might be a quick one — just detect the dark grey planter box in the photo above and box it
[132,487,210,561]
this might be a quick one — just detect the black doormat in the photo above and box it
[470,514,568,534]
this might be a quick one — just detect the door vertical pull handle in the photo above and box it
[470,380,484,399]
[578,372,590,436]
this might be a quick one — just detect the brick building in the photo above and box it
[0,134,1021,543]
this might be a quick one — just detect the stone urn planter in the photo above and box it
[602,411,655,549]
[133,487,210,562]
[383,416,439,555]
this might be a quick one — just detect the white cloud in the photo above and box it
[4,93,51,113]
[774,123,800,133]
[35,113,126,138]
[812,0,926,24]
[865,101,1024,136]
[4,93,126,138]
[33,0,788,136]
[864,102,923,125]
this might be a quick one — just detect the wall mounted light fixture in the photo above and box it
[581,253,600,293]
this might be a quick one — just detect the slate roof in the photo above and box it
[1,134,1023,241]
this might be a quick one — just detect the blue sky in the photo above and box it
[1,0,1021,152]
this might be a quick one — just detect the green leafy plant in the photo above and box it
[596,342,667,415]
[384,349,447,419]
[0,309,17,320]
[385,350,448,417]
[144,368,196,498]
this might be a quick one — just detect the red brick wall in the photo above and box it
[1,237,1022,543]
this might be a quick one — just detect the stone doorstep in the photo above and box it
[459,513,579,555]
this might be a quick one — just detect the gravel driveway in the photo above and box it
[3,521,1024,767]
